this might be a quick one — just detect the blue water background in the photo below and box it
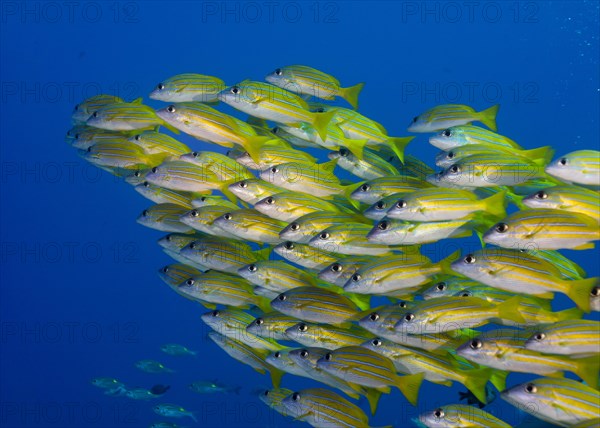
[1,1,599,427]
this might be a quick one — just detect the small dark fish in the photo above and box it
[150,384,171,395]
[458,384,497,408]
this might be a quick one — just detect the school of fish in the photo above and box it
[68,65,600,428]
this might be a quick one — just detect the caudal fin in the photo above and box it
[477,105,500,131]
[364,388,382,415]
[269,368,284,389]
[520,146,555,165]
[387,137,414,164]
[243,136,278,164]
[481,190,508,219]
[574,355,600,388]
[555,307,584,321]
[340,137,368,160]
[463,368,491,404]
[395,372,424,406]
[496,296,526,325]
[489,369,509,392]
[566,277,597,312]
[341,82,365,110]
[311,110,336,141]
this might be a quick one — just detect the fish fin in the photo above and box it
[345,294,372,312]
[573,356,600,388]
[160,120,181,135]
[341,82,365,109]
[269,368,284,388]
[242,136,278,164]
[477,104,500,131]
[566,277,597,312]
[365,388,382,415]
[521,146,555,165]
[130,97,144,104]
[254,247,272,261]
[311,110,336,141]
[218,182,240,204]
[387,137,414,164]
[395,372,424,406]
[556,307,584,321]
[463,368,491,404]
[342,184,363,210]
[340,137,368,160]
[481,190,508,219]
[505,189,526,209]
[573,242,595,250]
[495,296,526,324]
[319,159,338,174]
[200,302,217,310]
[433,380,453,387]
[489,369,509,392]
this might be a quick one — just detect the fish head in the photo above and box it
[149,80,180,102]
[522,189,555,209]
[435,149,461,169]
[364,198,391,220]
[385,196,414,219]
[155,103,187,129]
[544,155,572,182]
[212,211,239,233]
[500,379,551,414]
[366,219,406,245]
[482,220,518,248]
[265,67,293,87]
[456,337,497,363]
[523,330,550,353]
[254,195,281,217]
[342,269,375,293]
[281,391,308,420]
[429,126,464,150]
[157,233,193,251]
[437,163,467,187]
[418,406,456,428]
[407,111,435,133]
[358,310,386,332]
[450,252,489,281]
[200,309,222,328]
[237,263,262,282]
[318,260,356,286]
[350,181,378,203]
[279,220,308,243]
[217,83,258,108]
[284,322,315,343]
[270,290,297,313]
[307,227,341,253]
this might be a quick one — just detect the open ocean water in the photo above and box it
[1,1,599,427]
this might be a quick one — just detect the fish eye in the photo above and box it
[319,232,330,240]
[92,111,99,118]
[162,267,169,273]
[290,223,300,231]
[558,158,568,166]
[351,273,361,282]
[270,167,279,174]
[200,196,207,202]
[324,353,332,361]
[534,332,545,341]
[192,152,199,157]
[375,201,386,210]
[398,301,407,308]
[470,339,483,349]
[372,338,382,346]
[133,170,142,177]
[274,68,283,76]
[165,235,172,241]
[396,200,407,209]
[339,148,350,157]
[74,104,79,111]
[495,223,509,233]
[185,279,195,286]
[360,184,371,192]
[212,310,220,317]
[142,181,151,188]
[255,318,264,325]
[300,349,309,358]
[231,86,240,94]
[191,210,199,217]
[274,351,281,358]
[433,408,445,419]
[412,116,418,123]
[142,210,149,217]
[157,83,165,90]
[74,133,80,139]
[316,107,325,113]
[442,129,452,137]
[447,151,455,159]
[298,323,308,332]
[189,242,196,249]
[450,165,461,173]
[247,264,257,272]
[284,242,294,250]
[592,286,600,297]
[464,254,476,264]
[460,291,471,297]
[291,392,300,401]
[436,282,447,291]
[166,105,176,113]
[239,181,248,188]
[134,134,142,141]
[525,383,537,394]
[263,390,269,396]
[86,146,92,152]
[404,313,415,322]
[369,313,379,321]
[265,197,274,204]
[223,213,232,220]
[278,294,287,301]
[535,191,548,199]
[331,263,342,272]
[377,221,389,231]
[151,167,158,173]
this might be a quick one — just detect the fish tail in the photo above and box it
[566,277,597,312]
[521,145,555,166]
[365,388,382,415]
[269,368,284,389]
[555,306,584,321]
[436,249,461,273]
[463,368,491,404]
[387,136,415,164]
[395,372,424,406]
[242,136,277,164]
[311,110,336,141]
[505,188,526,209]
[341,82,365,109]
[495,296,526,325]
[188,412,198,422]
[477,104,500,131]
[341,137,368,160]
[219,180,241,204]
[255,296,272,313]
[574,356,600,388]
[489,369,509,392]
[254,247,272,261]
[481,189,508,219]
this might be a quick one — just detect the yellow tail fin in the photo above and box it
[481,189,508,219]
[311,110,336,141]
[395,372,424,406]
[364,388,382,415]
[478,104,500,131]
[387,137,414,164]
[462,368,491,404]
[340,137,368,160]
[243,136,277,164]
[566,277,597,312]
[574,355,600,388]
[341,82,365,110]
[520,146,555,165]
